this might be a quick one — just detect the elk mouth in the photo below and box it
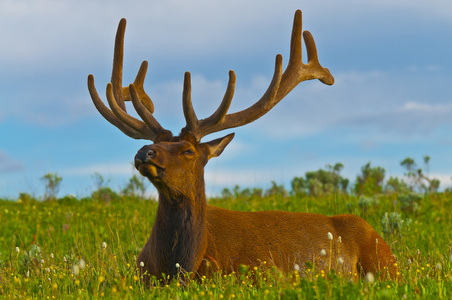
[134,159,165,179]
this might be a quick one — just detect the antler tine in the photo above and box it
[129,84,171,140]
[111,18,127,111]
[302,31,334,85]
[106,83,156,138]
[182,9,334,141]
[276,10,334,100]
[182,71,236,139]
[88,75,146,139]
[182,72,198,132]
[122,60,155,113]
[112,19,156,113]
[198,70,236,130]
[88,18,168,141]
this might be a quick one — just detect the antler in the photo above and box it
[182,10,334,141]
[88,18,171,141]
[88,10,333,142]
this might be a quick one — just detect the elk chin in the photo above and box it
[137,163,159,179]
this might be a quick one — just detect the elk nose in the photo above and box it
[135,145,157,168]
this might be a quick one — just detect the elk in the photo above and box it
[87,10,397,282]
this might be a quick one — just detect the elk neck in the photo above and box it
[151,175,208,276]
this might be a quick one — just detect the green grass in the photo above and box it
[1,191,452,299]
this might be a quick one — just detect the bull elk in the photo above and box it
[87,10,397,282]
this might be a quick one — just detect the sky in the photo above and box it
[1,0,452,199]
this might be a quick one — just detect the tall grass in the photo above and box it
[0,191,451,299]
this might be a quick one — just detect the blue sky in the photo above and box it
[1,0,452,199]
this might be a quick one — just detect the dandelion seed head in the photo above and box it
[320,249,327,256]
[338,257,344,265]
[71,265,80,276]
[294,264,300,272]
[328,232,333,240]
[78,259,86,269]
[365,272,374,283]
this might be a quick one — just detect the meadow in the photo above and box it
[1,185,452,299]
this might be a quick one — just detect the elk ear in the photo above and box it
[204,133,235,160]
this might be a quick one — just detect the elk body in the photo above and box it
[88,10,397,282]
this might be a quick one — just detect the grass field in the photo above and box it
[1,190,451,299]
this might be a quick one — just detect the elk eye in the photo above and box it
[181,149,194,156]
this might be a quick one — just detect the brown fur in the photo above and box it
[135,133,397,282]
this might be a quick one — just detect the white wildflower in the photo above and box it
[327,232,333,241]
[365,272,375,283]
[50,253,54,259]
[320,249,327,256]
[140,261,144,267]
[294,264,300,272]
[71,264,80,276]
[15,247,20,254]
[436,263,442,271]
[337,257,344,265]
[78,258,86,269]
[102,242,107,249]
[46,268,50,273]
[337,236,342,243]
[26,271,30,278]
[175,263,180,269]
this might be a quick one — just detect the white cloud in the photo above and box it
[63,163,134,176]
[0,151,24,173]
[401,102,452,113]
[430,173,452,189]
[2,0,451,68]
[205,168,273,188]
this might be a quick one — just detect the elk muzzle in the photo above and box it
[135,145,165,178]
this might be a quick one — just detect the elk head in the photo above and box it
[134,132,234,201]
